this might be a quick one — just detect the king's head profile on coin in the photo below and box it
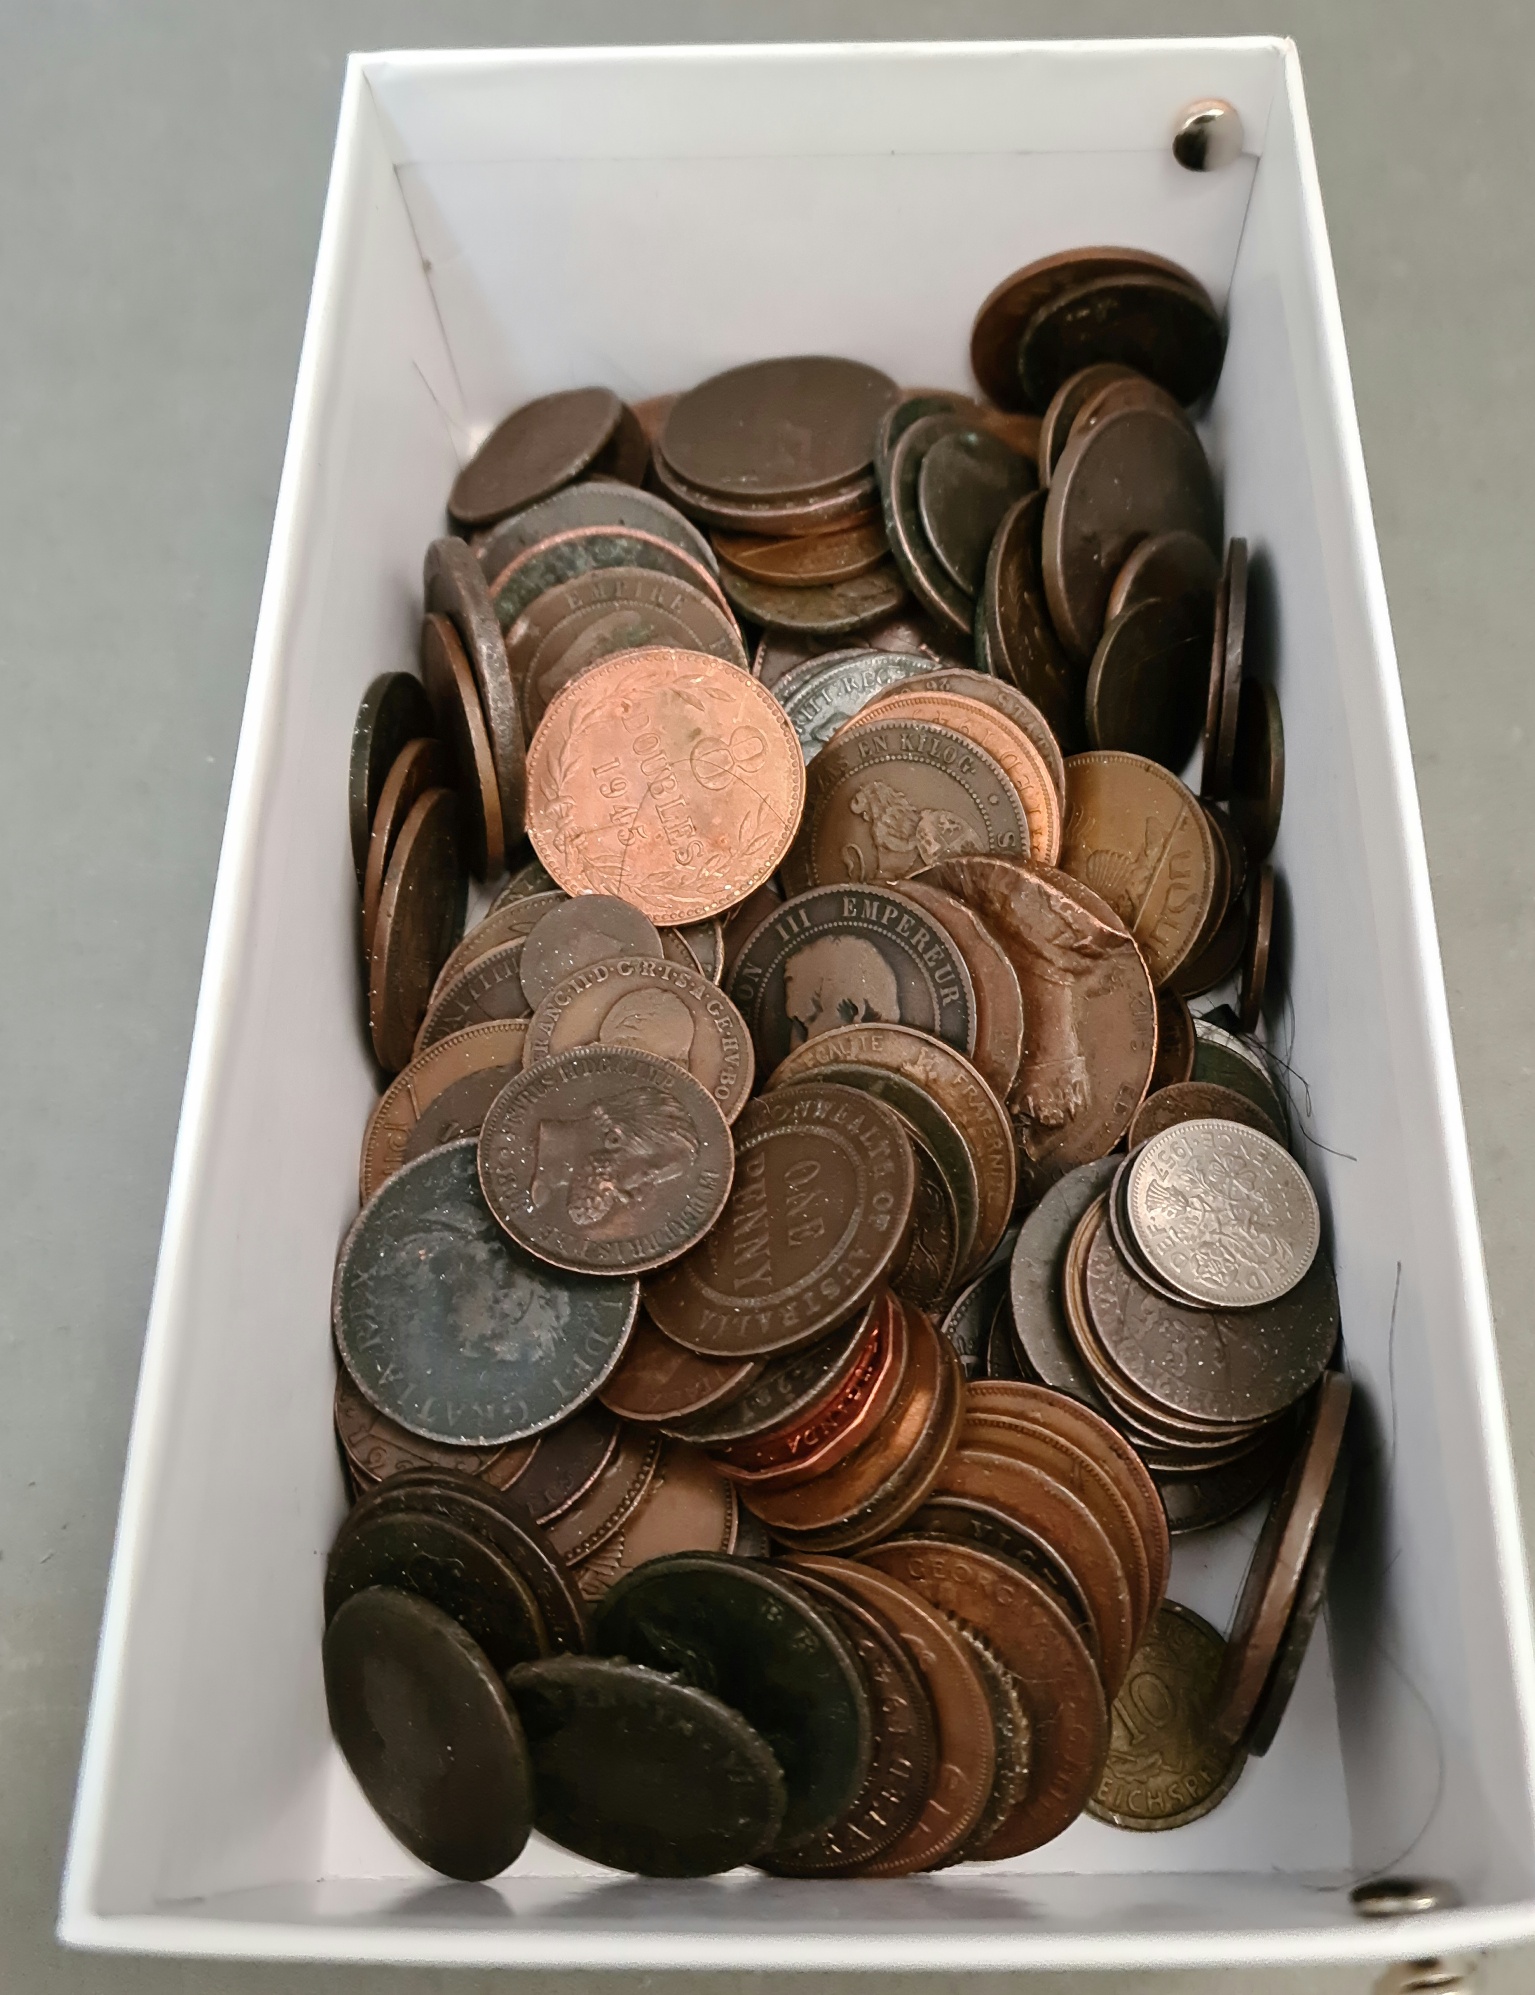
[784,935,902,1045]
[597,988,699,1064]
[529,1081,702,1232]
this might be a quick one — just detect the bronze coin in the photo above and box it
[1107,527,1221,623]
[1213,1374,1352,1746]
[659,355,898,501]
[1039,364,1138,485]
[475,477,718,587]
[808,1557,996,1876]
[588,399,649,485]
[424,538,526,843]
[970,247,1212,412]
[939,1262,1010,1381]
[369,788,467,1072]
[717,558,908,636]
[1150,988,1197,1091]
[1154,1412,1297,1535]
[1228,677,1285,861]
[877,668,1066,812]
[881,412,974,636]
[941,1621,1034,1866]
[917,428,1036,597]
[630,393,677,445]
[1018,272,1225,411]
[333,1365,536,1492]
[525,646,804,924]
[1085,595,1214,772]
[1130,1078,1282,1149]
[489,525,728,635]
[414,939,529,1057]
[865,1538,1108,1855]
[349,672,436,883]
[1209,541,1248,799]
[650,451,879,538]
[1197,551,1231,801]
[433,889,566,998]
[905,1493,1093,1636]
[361,1017,532,1201]
[1166,884,1250,999]
[644,1082,916,1359]
[1066,373,1194,454]
[887,879,1025,1100]
[525,952,753,1124]
[1042,404,1219,664]
[511,568,747,736]
[517,893,664,1010]
[1245,1447,1350,1755]
[725,882,977,1070]
[477,1044,733,1276]
[889,1123,963,1312]
[721,879,783,981]
[1210,799,1249,907]
[1088,1602,1245,1830]
[502,1401,623,1525]
[924,856,1156,1197]
[569,1442,738,1601]
[985,1292,1025,1380]
[597,1310,759,1424]
[419,612,505,881]
[875,389,979,478]
[713,518,889,586]
[449,387,623,528]
[541,1426,663,1566]
[662,1300,876,1446]
[980,493,1086,754]
[361,735,453,957]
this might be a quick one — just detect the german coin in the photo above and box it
[660,355,897,499]
[419,611,506,881]
[361,1017,533,1202]
[663,1301,875,1445]
[1238,862,1274,1033]
[1008,1158,1120,1400]
[525,647,804,923]
[477,1045,733,1275]
[361,735,453,956]
[541,1426,663,1566]
[860,686,1060,866]
[714,517,889,586]
[323,1587,533,1880]
[1228,677,1285,861]
[1126,1120,1320,1306]
[1150,987,1198,1091]
[569,1442,738,1600]
[1106,527,1221,622]
[349,671,435,882]
[475,477,717,584]
[495,1402,621,1525]
[598,1311,760,1424]
[981,490,1085,752]
[726,883,977,1069]
[882,412,974,635]
[334,1141,639,1444]
[369,788,467,1073]
[414,939,529,1056]
[517,893,665,1009]
[644,1083,916,1358]
[717,559,908,636]
[1245,1449,1350,1755]
[425,537,526,841]
[1129,1080,1283,1149]
[449,387,623,528]
[1018,272,1225,410]
[1038,363,1138,482]
[872,668,1067,812]
[891,878,1025,1099]
[1088,1602,1244,1829]
[776,649,942,760]
[507,1655,785,1876]
[1086,595,1214,772]
[917,428,1036,596]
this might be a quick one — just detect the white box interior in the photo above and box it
[60,39,1535,1972]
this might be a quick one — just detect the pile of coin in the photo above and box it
[329,243,1352,1883]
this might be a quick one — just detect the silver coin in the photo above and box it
[775,650,944,760]
[1126,1120,1321,1308]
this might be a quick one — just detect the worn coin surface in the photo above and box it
[569,1442,738,1601]
[517,893,665,1010]
[369,788,467,1072]
[475,477,718,584]
[873,668,1067,811]
[714,517,889,586]
[425,537,526,842]
[489,525,728,634]
[717,559,908,637]
[1155,1416,1295,1535]
[1107,527,1221,622]
[774,649,941,761]
[1245,1449,1350,1756]
[1127,1120,1320,1306]
[449,387,622,528]
[1129,1080,1283,1149]
[334,1141,639,1444]
[350,672,437,882]
[881,412,975,635]
[361,1017,532,1201]
[497,1403,623,1527]
[362,735,454,957]
[1150,988,1198,1092]
[414,939,529,1056]
[1018,272,1225,411]
[660,355,898,500]
[1086,595,1213,773]
[662,1301,875,1446]
[333,1367,536,1493]
[1192,1018,1288,1128]
[418,614,504,882]
[939,1262,1012,1380]
[539,1425,663,1565]
[526,646,804,924]
[397,1055,540,1181]
[860,686,1061,867]
[651,454,878,538]
[508,1654,785,1876]
[754,609,968,690]
[1008,1158,1121,1401]
[917,428,1036,595]
[942,1621,1033,1866]
[433,889,564,996]
[1039,363,1138,483]
[981,490,1085,752]
[1088,1602,1244,1829]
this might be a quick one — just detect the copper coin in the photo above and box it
[431,889,565,1001]
[873,667,1066,812]
[1197,552,1231,800]
[1245,1447,1350,1755]
[361,735,452,957]
[541,1426,663,1565]
[349,672,436,882]
[1042,404,1219,664]
[904,1492,1093,1637]
[1182,806,1231,967]
[510,568,747,735]
[917,429,1036,596]
[725,883,977,1070]
[663,1298,876,1446]
[940,1622,1033,1866]
[766,1020,1015,1280]
[414,939,529,1057]
[775,649,945,761]
[659,355,898,501]
[1237,865,1274,1034]
[970,247,1212,412]
[525,646,803,924]
[753,609,969,690]
[1018,272,1225,411]
[333,1366,536,1492]
[662,916,724,982]
[419,612,505,880]
[1085,594,1214,773]
[478,1044,733,1275]
[924,856,1156,1197]
[893,1134,963,1312]
[475,477,717,587]
[796,1559,994,1877]
[1088,1602,1245,1830]
[489,525,728,635]
[878,878,1024,1100]
[502,1402,623,1525]
[939,1261,1011,1381]
[1150,988,1197,1091]
[517,893,664,1009]
[881,412,974,636]
[492,858,561,906]
[1166,884,1249,999]
[1154,1415,1295,1535]
[1228,678,1285,861]
[717,558,908,636]
[1213,1374,1352,1746]
[368,789,467,1072]
[630,393,677,446]
[448,387,623,528]
[1210,799,1249,907]
[979,491,1083,752]
[1130,1079,1282,1150]
[875,389,979,478]
[713,518,889,586]
[650,451,879,538]
[525,952,753,1124]
[644,1082,916,1358]
[721,879,783,981]
[866,1538,1108,1855]
[1107,527,1221,622]
[424,538,526,842]
[1209,540,1248,799]
[597,1311,759,1424]
[589,400,649,485]
[1038,364,1138,484]
[570,1442,738,1602]
[360,1017,533,1202]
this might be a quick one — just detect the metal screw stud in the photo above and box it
[1373,1959,1477,1995]
[1173,99,1245,171]
[1352,1877,1462,1918]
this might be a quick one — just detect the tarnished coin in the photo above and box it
[449,387,623,528]
[1209,539,1248,797]
[540,1425,663,1566]
[985,1298,1026,1380]
[1228,677,1285,861]
[941,1622,1034,1866]
[1007,1158,1119,1403]
[1088,1602,1244,1830]
[525,953,753,1123]
[643,1082,916,1358]
[717,559,908,636]
[871,668,1067,814]
[775,649,942,760]
[495,1402,622,1526]
[940,1261,1011,1380]
[714,517,889,586]
[414,939,529,1056]
[875,389,978,477]
[425,538,526,841]
[1019,272,1225,411]
[525,646,804,924]
[475,477,717,585]
[419,612,505,881]
[783,716,1029,896]
[369,789,467,1073]
[651,453,878,538]
[570,1442,738,1601]
[592,1552,873,1848]
[659,355,898,500]
[1192,1017,1288,1129]
[489,526,728,634]
[334,1141,638,1445]
[892,879,1025,1099]
[1151,987,1197,1091]
[1245,1447,1350,1755]
[981,490,1085,752]
[1127,1119,1320,1306]
[333,1367,536,1494]
[1038,364,1138,483]
[754,608,969,690]
[663,915,724,982]
[1107,528,1221,622]
[507,1655,785,1876]
[349,671,436,882]
[882,412,974,635]
[598,1311,760,1424]
[1086,595,1214,772]
[1129,1080,1283,1149]
[726,883,977,1071]
[361,1017,532,1201]
[361,735,453,957]
[917,429,1036,596]
[323,1588,533,1880]
[434,889,565,995]
[477,1045,733,1275]
[1042,404,1220,663]
[661,1301,874,1445]
[1238,862,1274,1033]
[1155,1415,1296,1535]
[517,893,664,1009]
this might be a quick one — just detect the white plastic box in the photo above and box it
[58,37,1535,1973]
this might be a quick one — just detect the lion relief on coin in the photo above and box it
[845,779,985,882]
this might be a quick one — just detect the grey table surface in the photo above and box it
[3,1,1530,1990]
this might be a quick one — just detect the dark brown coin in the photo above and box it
[980,491,1085,751]
[1039,364,1138,484]
[489,525,727,636]
[492,852,560,906]
[449,387,623,528]
[661,1301,874,1445]
[717,557,908,636]
[1107,527,1221,622]
[1085,594,1214,771]
[1154,1413,1296,1535]
[433,889,565,997]
[598,1311,760,1424]
[334,1141,639,1444]
[650,450,879,537]
[1228,678,1285,860]
[726,883,977,1070]
[475,477,717,586]
[1238,862,1274,1034]
[517,893,664,1010]
[889,879,1024,1099]
[1042,404,1220,664]
[349,672,436,882]
[753,608,969,690]
[664,916,724,982]
[721,878,783,979]
[1192,1017,1288,1126]
[398,1057,535,1172]
[424,538,526,843]
[1089,1602,1244,1830]
[1008,1157,1120,1405]
[478,1045,733,1275]
[881,412,974,635]
[714,517,888,586]
[323,1587,533,1879]
[875,389,978,477]
[985,1298,1026,1380]
[1209,541,1248,799]
[414,939,529,1056]
[1167,882,1250,998]
[1198,553,1231,799]
[1129,1079,1284,1149]
[501,1401,623,1526]
[333,1366,536,1492]
[368,788,467,1072]
[644,1082,916,1358]
[540,1426,663,1566]
[361,735,453,957]
[917,429,1036,597]
[890,1124,962,1311]
[419,612,505,880]
[660,356,898,500]
[1246,1447,1350,1755]
[1018,272,1225,411]
[569,1441,738,1601]
[507,1654,785,1876]
[593,399,649,485]
[939,1262,1010,1380]
[1150,987,1197,1091]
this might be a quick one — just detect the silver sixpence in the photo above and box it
[775,649,944,761]
[1126,1120,1321,1308]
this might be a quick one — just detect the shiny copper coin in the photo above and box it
[525,646,804,924]
[475,478,717,587]
[419,612,505,880]
[716,558,908,637]
[1089,1601,1245,1830]
[448,387,623,528]
[489,525,728,633]
[541,1426,663,1565]
[1019,272,1225,411]
[1085,594,1214,773]
[424,538,526,843]
[517,892,664,1009]
[1107,527,1221,622]
[333,1366,536,1493]
[361,735,452,957]
[349,672,435,882]
[882,879,1024,1099]
[644,1082,915,1358]
[1238,864,1275,1035]
[368,788,467,1073]
[1228,678,1285,861]
[1129,1079,1282,1150]
[981,489,1087,756]
[917,428,1036,596]
[712,518,889,586]
[414,939,529,1057]
[1150,988,1197,1091]
[597,1311,759,1425]
[1038,363,1138,484]
[360,1017,532,1202]
[660,355,898,501]
[569,1442,737,1602]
